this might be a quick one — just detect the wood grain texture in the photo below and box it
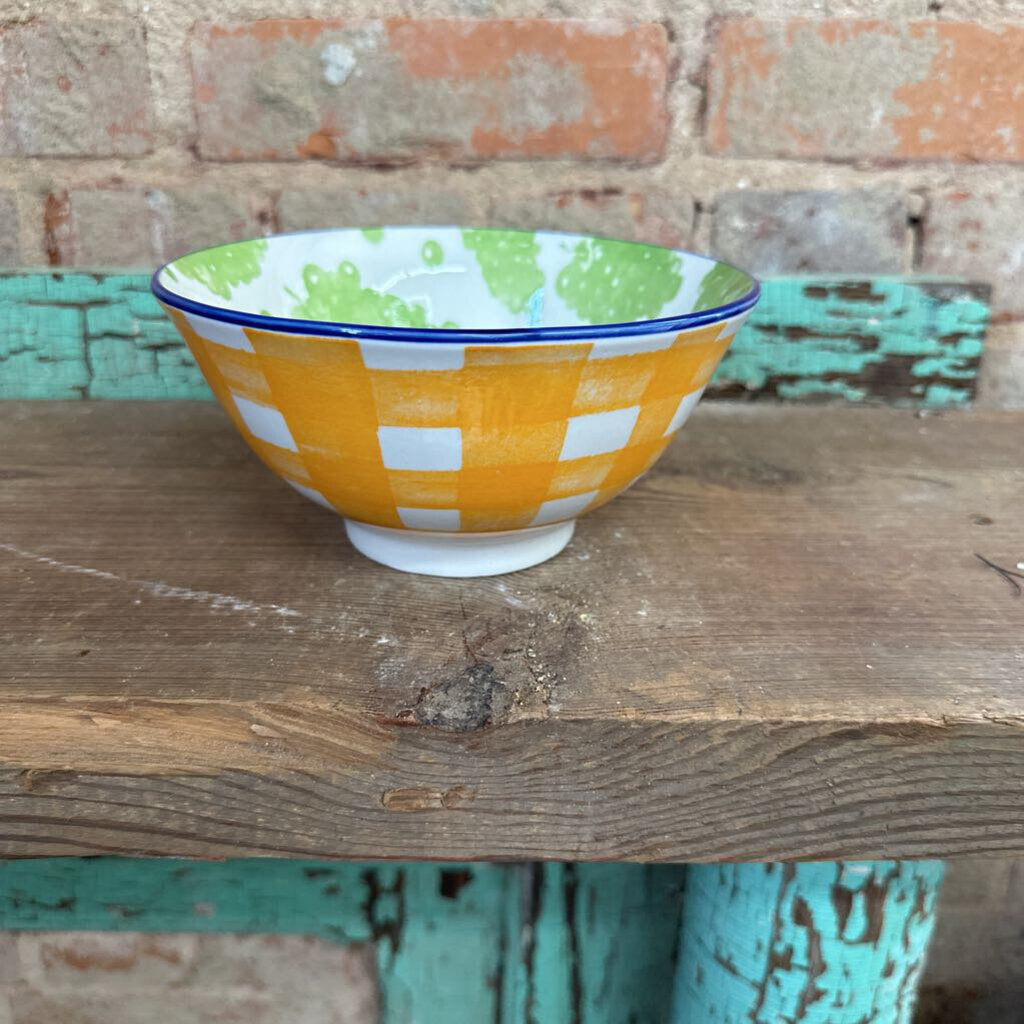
[1,402,1022,861]
[0,272,989,406]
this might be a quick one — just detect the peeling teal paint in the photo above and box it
[713,277,989,405]
[0,272,990,407]
[574,864,685,1024]
[373,863,510,1024]
[529,862,575,1022]
[0,858,689,1024]
[672,860,945,1024]
[0,272,207,399]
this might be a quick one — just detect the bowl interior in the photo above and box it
[156,227,755,333]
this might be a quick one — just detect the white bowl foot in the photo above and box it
[343,519,576,577]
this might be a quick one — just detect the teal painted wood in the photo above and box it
[574,864,686,1024]
[0,272,207,399]
[0,858,507,1024]
[0,272,989,406]
[672,861,946,1024]
[503,863,688,1023]
[527,862,575,1022]
[0,857,373,940]
[375,862,510,1024]
[713,278,988,405]
[0,857,687,1024]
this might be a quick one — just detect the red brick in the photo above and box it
[488,189,692,247]
[6,933,377,1024]
[711,190,907,274]
[707,19,1024,162]
[0,20,152,157]
[47,189,267,268]
[277,188,472,231]
[190,19,668,163]
[17,933,196,989]
[920,193,1024,316]
[48,190,155,268]
[149,189,268,261]
[0,192,21,266]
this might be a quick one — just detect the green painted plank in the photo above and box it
[6,857,940,1022]
[528,862,575,1022]
[0,858,374,941]
[375,862,510,1024]
[575,864,685,1024]
[0,272,208,399]
[503,862,687,1024]
[713,278,989,406]
[0,857,690,1024]
[672,860,945,1024]
[0,858,511,1024]
[0,272,989,407]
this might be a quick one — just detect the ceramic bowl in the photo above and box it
[153,227,759,577]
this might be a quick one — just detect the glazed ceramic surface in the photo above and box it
[154,227,758,576]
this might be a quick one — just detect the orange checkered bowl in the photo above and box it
[153,227,759,576]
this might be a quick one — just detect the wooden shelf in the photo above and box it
[2,402,1022,861]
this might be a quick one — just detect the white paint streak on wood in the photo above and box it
[0,542,301,618]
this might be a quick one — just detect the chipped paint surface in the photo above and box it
[712,277,989,404]
[0,858,685,1024]
[0,858,941,1022]
[0,272,207,399]
[0,272,989,407]
[673,861,945,1024]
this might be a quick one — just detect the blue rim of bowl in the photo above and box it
[151,226,761,344]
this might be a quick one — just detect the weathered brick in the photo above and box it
[707,19,1024,162]
[49,189,266,268]
[0,193,20,266]
[711,190,907,274]
[278,188,472,231]
[0,935,18,986]
[920,193,1024,317]
[0,20,152,157]
[488,189,693,247]
[148,189,267,261]
[54,190,155,267]
[6,933,377,1024]
[190,19,668,162]
[17,933,197,989]
[185,934,376,995]
[8,988,335,1024]
[977,323,1024,410]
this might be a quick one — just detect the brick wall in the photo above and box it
[0,932,377,1023]
[0,1,1022,405]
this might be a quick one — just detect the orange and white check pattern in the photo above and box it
[166,307,742,532]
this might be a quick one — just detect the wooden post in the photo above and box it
[672,861,945,1024]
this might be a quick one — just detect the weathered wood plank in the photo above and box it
[1,402,1022,861]
[0,272,207,399]
[0,272,989,405]
[673,861,945,1024]
[712,277,989,404]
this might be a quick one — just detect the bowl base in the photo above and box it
[344,519,575,577]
